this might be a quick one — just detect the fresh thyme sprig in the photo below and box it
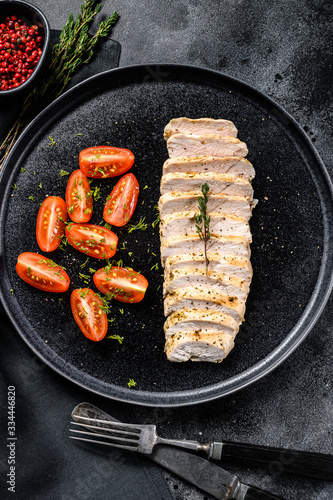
[195,183,211,274]
[0,1,119,168]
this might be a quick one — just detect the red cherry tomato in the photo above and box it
[16,252,70,292]
[79,146,134,178]
[36,196,67,252]
[65,169,93,223]
[70,288,108,341]
[93,266,148,303]
[103,173,139,227]
[65,223,118,259]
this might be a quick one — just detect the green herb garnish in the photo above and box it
[48,136,56,147]
[106,334,124,344]
[59,170,70,177]
[127,378,136,388]
[195,183,211,274]
[92,185,101,202]
[127,217,148,233]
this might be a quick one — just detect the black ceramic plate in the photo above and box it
[1,64,333,407]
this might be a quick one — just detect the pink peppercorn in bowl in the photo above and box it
[0,0,50,98]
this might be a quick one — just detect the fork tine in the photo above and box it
[69,434,139,451]
[69,427,140,447]
[70,421,140,439]
[73,414,143,432]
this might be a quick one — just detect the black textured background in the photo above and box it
[0,1,332,499]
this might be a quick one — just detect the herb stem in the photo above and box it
[195,183,211,274]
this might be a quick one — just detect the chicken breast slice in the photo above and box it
[167,134,248,159]
[160,172,253,200]
[160,212,252,241]
[165,331,235,363]
[158,192,253,220]
[164,309,239,338]
[164,286,246,322]
[164,309,239,339]
[163,118,238,140]
[163,156,255,181]
[161,234,251,265]
[163,267,250,299]
[164,253,253,282]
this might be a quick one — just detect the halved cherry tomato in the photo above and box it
[103,173,139,227]
[16,252,70,293]
[65,223,118,259]
[36,196,67,252]
[66,169,93,223]
[79,146,135,178]
[70,288,108,341]
[94,266,148,303]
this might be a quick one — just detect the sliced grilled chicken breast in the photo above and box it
[163,118,238,140]
[160,212,252,241]
[164,253,253,281]
[160,117,255,363]
[165,331,235,362]
[160,172,253,200]
[164,309,239,338]
[164,287,246,322]
[163,268,249,299]
[158,192,253,220]
[163,156,255,181]
[161,234,251,264]
[167,134,248,159]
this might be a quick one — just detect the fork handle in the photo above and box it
[219,441,333,480]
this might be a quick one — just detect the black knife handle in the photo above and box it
[244,484,286,500]
[221,441,333,480]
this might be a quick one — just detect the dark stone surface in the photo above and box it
[1,1,332,499]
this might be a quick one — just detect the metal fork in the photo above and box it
[69,403,333,481]
[69,415,222,458]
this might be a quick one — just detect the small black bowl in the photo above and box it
[0,0,51,99]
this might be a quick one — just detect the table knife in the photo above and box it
[152,445,285,499]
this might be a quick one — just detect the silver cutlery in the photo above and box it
[70,402,333,481]
[70,402,286,500]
